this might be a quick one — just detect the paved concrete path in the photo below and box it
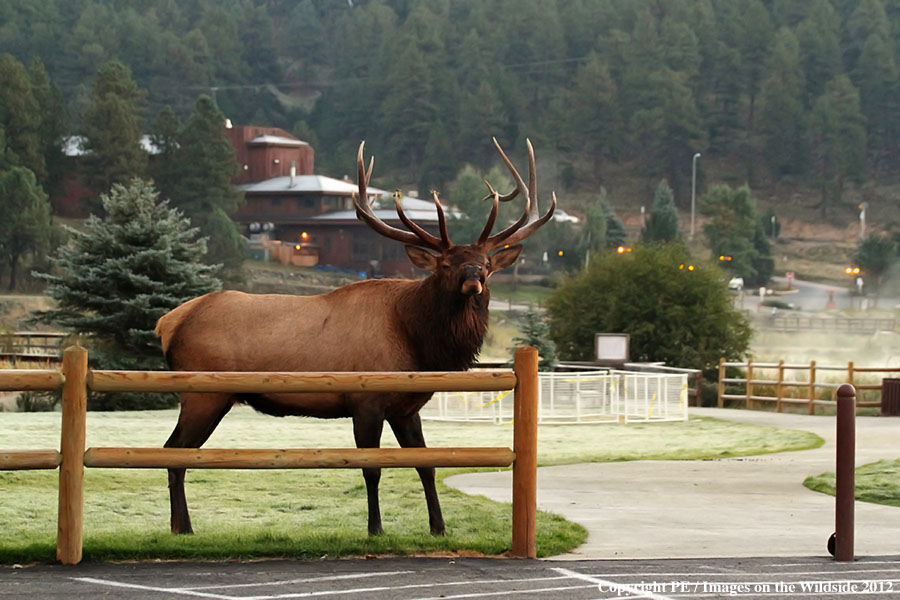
[446,407,900,560]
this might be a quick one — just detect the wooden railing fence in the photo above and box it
[717,358,896,413]
[0,331,66,363]
[1,345,539,565]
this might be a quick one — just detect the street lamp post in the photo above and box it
[690,152,701,240]
[858,202,868,240]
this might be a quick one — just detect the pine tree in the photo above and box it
[32,179,221,410]
[511,309,558,371]
[809,75,867,217]
[80,61,147,196]
[157,95,244,280]
[758,28,808,176]
[642,179,681,243]
[0,167,52,290]
[0,53,43,178]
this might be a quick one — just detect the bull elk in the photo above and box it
[155,138,556,536]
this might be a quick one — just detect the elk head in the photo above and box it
[354,138,557,296]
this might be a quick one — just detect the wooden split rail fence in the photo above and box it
[1,345,540,565]
[717,358,896,413]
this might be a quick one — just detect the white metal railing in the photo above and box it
[424,370,689,424]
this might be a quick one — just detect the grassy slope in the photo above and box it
[804,459,900,508]
[0,408,821,563]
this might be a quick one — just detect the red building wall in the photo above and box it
[226,125,314,184]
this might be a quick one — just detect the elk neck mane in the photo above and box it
[396,274,490,372]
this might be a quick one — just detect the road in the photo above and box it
[4,556,899,600]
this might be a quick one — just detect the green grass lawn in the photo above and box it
[803,459,900,507]
[0,407,822,563]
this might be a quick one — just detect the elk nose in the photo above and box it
[460,264,485,295]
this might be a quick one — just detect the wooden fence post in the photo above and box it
[808,360,817,415]
[833,383,855,562]
[511,346,538,558]
[57,345,87,565]
[717,358,725,408]
[776,360,784,413]
[746,359,754,409]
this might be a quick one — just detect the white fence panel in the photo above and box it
[423,370,688,424]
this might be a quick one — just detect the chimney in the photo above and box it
[289,161,296,187]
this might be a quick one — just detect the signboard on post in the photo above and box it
[595,333,629,366]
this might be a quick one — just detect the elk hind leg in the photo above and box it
[353,408,385,535]
[389,412,445,535]
[164,393,233,534]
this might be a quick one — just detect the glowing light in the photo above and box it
[294,244,302,251]
[557,250,564,257]
[687,265,695,271]
[300,232,309,240]
[617,246,625,253]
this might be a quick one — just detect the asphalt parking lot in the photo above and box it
[3,555,899,600]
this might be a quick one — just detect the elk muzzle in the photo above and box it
[460,264,485,296]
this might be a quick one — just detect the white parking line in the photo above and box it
[74,573,579,600]
[182,570,415,590]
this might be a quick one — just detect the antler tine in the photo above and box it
[432,191,452,248]
[479,138,535,247]
[501,191,557,246]
[353,142,440,250]
[482,139,556,249]
[476,190,500,246]
[394,190,445,249]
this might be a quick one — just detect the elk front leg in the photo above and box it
[389,411,445,536]
[353,408,386,535]
[164,393,233,534]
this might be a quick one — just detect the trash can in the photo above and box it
[881,378,900,416]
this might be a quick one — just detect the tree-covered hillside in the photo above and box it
[1,0,898,219]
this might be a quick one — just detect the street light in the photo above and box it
[690,152,701,240]
[858,202,868,240]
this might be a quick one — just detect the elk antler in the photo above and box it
[354,142,448,251]
[479,138,557,250]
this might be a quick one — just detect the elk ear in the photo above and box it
[488,245,522,274]
[405,245,440,271]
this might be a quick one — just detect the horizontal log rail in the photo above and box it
[1,344,540,564]
[83,447,515,469]
[0,369,64,391]
[0,449,62,470]
[717,358,894,412]
[88,369,517,394]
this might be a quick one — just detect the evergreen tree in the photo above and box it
[0,54,43,178]
[631,68,706,198]
[796,0,842,106]
[853,33,899,163]
[511,309,558,371]
[32,179,221,410]
[701,183,771,286]
[0,167,52,290]
[157,95,244,280]
[80,60,147,195]
[27,58,67,195]
[556,52,621,178]
[758,28,808,177]
[854,233,896,295]
[642,179,681,243]
[809,75,867,218]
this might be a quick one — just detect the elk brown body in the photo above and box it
[156,138,555,537]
